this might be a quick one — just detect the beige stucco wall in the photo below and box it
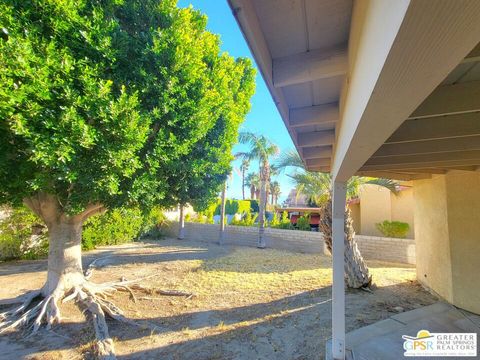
[390,187,415,238]
[349,203,361,234]
[359,184,391,236]
[356,184,414,238]
[414,171,480,314]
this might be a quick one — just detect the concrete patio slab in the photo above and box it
[327,302,480,360]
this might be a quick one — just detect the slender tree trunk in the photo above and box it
[242,169,245,200]
[258,163,269,248]
[219,181,227,244]
[178,205,185,240]
[250,186,255,199]
[320,198,371,288]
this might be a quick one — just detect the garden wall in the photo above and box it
[164,221,416,264]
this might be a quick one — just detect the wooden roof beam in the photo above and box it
[386,113,480,144]
[365,150,480,167]
[374,135,480,157]
[307,166,330,173]
[306,158,331,168]
[289,103,339,128]
[409,80,480,119]
[356,171,432,181]
[361,159,480,172]
[297,130,335,147]
[302,146,333,160]
[272,45,347,88]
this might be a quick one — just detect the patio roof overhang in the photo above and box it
[228,0,480,182]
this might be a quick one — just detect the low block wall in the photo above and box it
[164,222,415,264]
[355,235,416,265]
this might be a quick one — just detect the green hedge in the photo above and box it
[82,206,167,250]
[0,206,168,260]
[200,199,259,217]
[375,220,410,238]
[0,206,48,261]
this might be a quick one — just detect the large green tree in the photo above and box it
[0,0,255,357]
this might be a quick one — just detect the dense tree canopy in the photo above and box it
[0,0,255,214]
[163,57,255,212]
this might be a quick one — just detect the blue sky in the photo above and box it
[178,0,295,203]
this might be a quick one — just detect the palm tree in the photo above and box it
[240,159,250,200]
[238,131,279,248]
[277,150,398,288]
[244,172,259,199]
[270,181,281,205]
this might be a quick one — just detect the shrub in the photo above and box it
[82,206,167,250]
[210,199,259,216]
[272,211,294,230]
[296,213,312,231]
[375,220,410,238]
[0,206,48,261]
[230,211,258,226]
[269,212,280,227]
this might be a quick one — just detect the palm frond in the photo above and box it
[276,149,305,170]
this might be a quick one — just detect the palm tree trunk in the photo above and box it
[320,198,371,288]
[258,163,269,248]
[250,186,255,199]
[219,181,227,244]
[242,169,245,200]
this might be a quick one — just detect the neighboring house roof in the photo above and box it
[284,189,308,207]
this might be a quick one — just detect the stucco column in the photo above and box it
[332,181,347,360]
[414,171,480,315]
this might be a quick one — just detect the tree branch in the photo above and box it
[75,203,106,222]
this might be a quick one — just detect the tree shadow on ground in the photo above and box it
[0,280,438,360]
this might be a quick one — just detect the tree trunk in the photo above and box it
[178,205,185,240]
[242,170,245,200]
[250,186,255,200]
[258,163,269,248]
[45,219,85,296]
[219,181,227,244]
[320,198,371,288]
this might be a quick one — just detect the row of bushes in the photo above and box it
[184,209,411,238]
[0,206,169,261]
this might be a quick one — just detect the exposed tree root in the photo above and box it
[0,275,195,359]
[1,257,192,359]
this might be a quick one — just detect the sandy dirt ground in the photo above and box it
[0,238,437,359]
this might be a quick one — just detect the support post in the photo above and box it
[219,181,227,245]
[332,181,347,360]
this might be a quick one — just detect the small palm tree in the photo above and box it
[239,158,250,200]
[245,172,259,199]
[277,150,398,288]
[238,131,279,248]
[270,181,281,205]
